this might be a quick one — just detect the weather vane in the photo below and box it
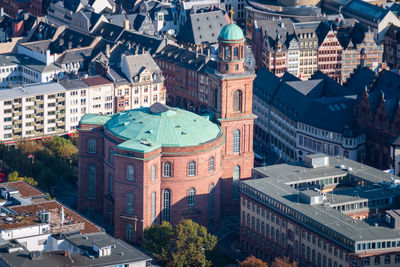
[229,7,234,23]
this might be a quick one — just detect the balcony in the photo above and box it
[36,117,44,122]
[35,124,44,130]
[13,103,22,108]
[35,108,44,113]
[13,111,22,117]
[35,100,44,105]
[56,113,65,119]
[12,119,22,125]
[13,128,22,133]
[56,121,65,127]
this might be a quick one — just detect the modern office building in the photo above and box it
[241,154,400,266]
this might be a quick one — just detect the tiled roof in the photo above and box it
[176,9,228,45]
[82,75,112,86]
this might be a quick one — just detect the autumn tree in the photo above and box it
[239,255,269,267]
[143,219,217,267]
[271,257,297,267]
[7,171,38,186]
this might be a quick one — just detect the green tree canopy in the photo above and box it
[143,220,217,267]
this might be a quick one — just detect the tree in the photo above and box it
[271,257,297,267]
[239,256,269,267]
[142,221,174,257]
[48,136,78,162]
[143,220,217,267]
[7,171,38,186]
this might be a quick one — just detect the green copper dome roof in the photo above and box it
[219,23,244,42]
[103,103,222,152]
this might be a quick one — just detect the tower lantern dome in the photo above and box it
[217,15,245,74]
[218,23,245,43]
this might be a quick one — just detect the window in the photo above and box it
[126,223,133,241]
[151,192,156,224]
[209,183,214,218]
[163,162,172,177]
[375,257,380,265]
[233,129,240,153]
[188,188,196,205]
[88,138,96,153]
[151,164,156,181]
[188,161,196,176]
[233,90,243,112]
[233,165,240,200]
[126,165,134,181]
[385,256,390,264]
[126,192,133,214]
[109,148,114,164]
[87,165,96,199]
[209,157,214,172]
[108,173,112,193]
[162,189,171,222]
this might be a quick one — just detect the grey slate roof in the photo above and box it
[107,13,155,34]
[91,21,125,42]
[60,79,88,90]
[254,68,358,134]
[0,232,151,267]
[28,21,58,42]
[116,30,165,54]
[121,53,162,82]
[49,28,95,54]
[155,45,209,72]
[176,8,227,45]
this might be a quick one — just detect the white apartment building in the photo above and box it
[0,54,64,88]
[0,76,114,143]
[0,82,66,143]
[82,76,114,114]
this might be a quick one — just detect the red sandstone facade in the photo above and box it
[78,25,255,243]
[78,120,224,243]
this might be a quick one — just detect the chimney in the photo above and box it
[106,44,110,58]
[0,7,4,17]
[142,47,145,54]
[124,19,130,30]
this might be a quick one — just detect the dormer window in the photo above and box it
[134,76,139,82]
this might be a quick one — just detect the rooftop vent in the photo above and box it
[305,154,329,168]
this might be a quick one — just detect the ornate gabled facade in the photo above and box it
[350,68,400,169]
